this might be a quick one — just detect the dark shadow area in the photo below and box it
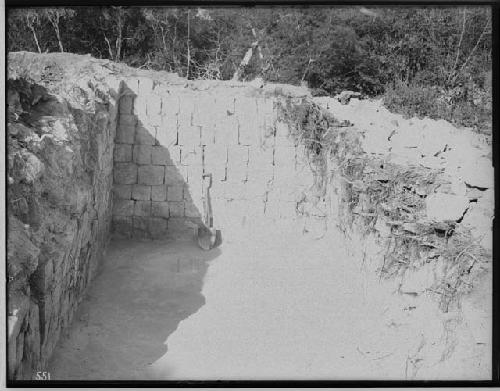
[47,238,221,380]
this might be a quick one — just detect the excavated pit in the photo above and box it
[7,52,492,381]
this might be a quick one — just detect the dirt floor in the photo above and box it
[48,220,490,381]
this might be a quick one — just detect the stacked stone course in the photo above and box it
[111,79,314,238]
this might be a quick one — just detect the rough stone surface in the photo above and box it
[7,52,118,380]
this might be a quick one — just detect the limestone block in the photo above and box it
[119,95,134,115]
[113,184,132,200]
[178,93,196,126]
[186,164,203,185]
[151,201,170,218]
[167,217,192,236]
[226,162,248,183]
[132,184,151,201]
[169,145,182,164]
[167,185,184,202]
[114,163,137,184]
[245,179,267,199]
[151,146,172,165]
[112,216,133,237]
[133,95,148,119]
[114,144,132,162]
[216,116,239,145]
[184,201,201,218]
[137,76,154,94]
[119,114,137,127]
[165,165,186,185]
[178,125,201,148]
[246,166,274,187]
[264,199,280,219]
[248,146,274,168]
[147,94,162,116]
[236,96,258,145]
[149,217,169,238]
[138,165,164,185]
[147,114,163,127]
[135,124,156,145]
[151,185,167,201]
[425,193,469,222]
[134,200,151,216]
[224,181,248,200]
[113,199,134,216]
[115,124,136,144]
[185,180,203,204]
[162,94,180,120]
[227,145,249,165]
[155,122,177,148]
[133,145,152,164]
[193,94,216,127]
[132,216,150,238]
[169,201,185,217]
[181,147,203,166]
[274,146,296,167]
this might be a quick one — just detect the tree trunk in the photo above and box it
[54,25,64,52]
[186,9,191,79]
[28,24,42,53]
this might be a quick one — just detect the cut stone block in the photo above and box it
[148,217,169,238]
[132,184,151,201]
[151,185,167,202]
[150,146,171,165]
[167,185,184,202]
[181,147,203,166]
[169,201,185,217]
[133,145,152,165]
[151,201,170,218]
[165,166,186,185]
[178,125,201,148]
[113,199,134,216]
[187,164,203,184]
[137,76,154,94]
[119,114,137,127]
[114,144,133,162]
[114,163,137,185]
[135,124,156,145]
[112,216,133,237]
[184,201,201,218]
[113,184,132,200]
[155,123,177,148]
[138,165,164,185]
[162,95,180,119]
[115,124,135,144]
[147,94,162,116]
[119,95,134,115]
[134,200,151,216]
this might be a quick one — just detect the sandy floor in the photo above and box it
[48,222,490,381]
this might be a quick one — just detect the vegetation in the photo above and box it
[7,6,492,132]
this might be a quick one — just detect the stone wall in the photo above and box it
[111,79,317,239]
[7,52,121,380]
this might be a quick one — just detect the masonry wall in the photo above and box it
[111,79,317,238]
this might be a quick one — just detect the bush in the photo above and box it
[383,79,491,133]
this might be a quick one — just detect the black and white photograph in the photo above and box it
[4,3,496,385]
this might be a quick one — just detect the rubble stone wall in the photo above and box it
[7,52,121,380]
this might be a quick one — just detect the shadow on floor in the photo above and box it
[48,238,221,380]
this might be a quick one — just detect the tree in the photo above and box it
[42,8,75,52]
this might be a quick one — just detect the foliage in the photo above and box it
[7,6,492,130]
